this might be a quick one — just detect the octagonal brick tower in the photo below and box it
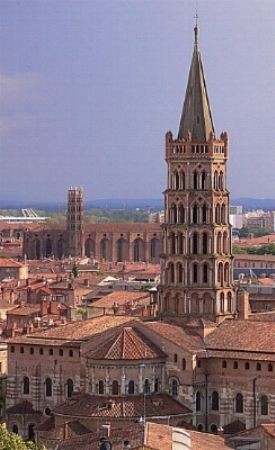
[159,25,235,323]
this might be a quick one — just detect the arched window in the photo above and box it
[224,263,230,285]
[171,379,179,397]
[178,232,184,255]
[180,172,185,189]
[128,380,135,395]
[256,363,261,371]
[28,424,35,442]
[193,171,198,190]
[169,263,175,284]
[193,204,198,224]
[203,263,208,283]
[170,232,175,254]
[100,238,109,260]
[220,292,225,313]
[112,380,119,395]
[219,171,224,190]
[218,262,223,286]
[154,378,160,393]
[202,204,207,224]
[268,363,273,372]
[177,263,183,284]
[144,379,150,394]
[202,233,208,254]
[34,239,41,259]
[217,232,222,254]
[45,238,52,258]
[215,204,221,224]
[260,395,268,416]
[171,204,177,224]
[57,238,64,260]
[221,204,226,224]
[193,263,198,283]
[201,171,206,190]
[214,171,218,190]
[67,379,74,398]
[23,377,30,395]
[98,380,104,395]
[117,238,127,262]
[236,393,243,413]
[212,391,219,411]
[227,292,232,312]
[150,238,159,260]
[178,205,185,224]
[174,353,178,363]
[85,238,95,258]
[175,171,180,190]
[196,391,202,411]
[182,358,186,370]
[45,378,52,397]
[12,424,18,434]
[193,233,198,254]
[223,232,228,254]
[133,238,144,262]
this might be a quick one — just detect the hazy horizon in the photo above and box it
[1,0,275,202]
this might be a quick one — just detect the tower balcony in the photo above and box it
[165,131,228,160]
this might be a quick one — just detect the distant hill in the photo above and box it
[0,198,275,212]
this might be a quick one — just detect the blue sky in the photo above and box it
[0,0,274,202]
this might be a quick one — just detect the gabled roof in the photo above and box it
[178,25,214,142]
[84,325,166,361]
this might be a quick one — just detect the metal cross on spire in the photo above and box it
[194,3,199,45]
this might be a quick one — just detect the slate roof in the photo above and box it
[84,325,166,361]
[178,25,214,141]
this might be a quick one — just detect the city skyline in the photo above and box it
[0,0,274,202]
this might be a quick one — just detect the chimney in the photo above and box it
[236,288,250,320]
[50,299,59,315]
[84,278,90,287]
[41,300,48,316]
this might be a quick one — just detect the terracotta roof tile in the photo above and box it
[6,400,41,414]
[54,393,191,419]
[205,320,275,353]
[0,258,24,268]
[92,291,150,308]
[85,325,166,360]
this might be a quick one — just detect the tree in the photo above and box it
[0,425,45,450]
[71,263,79,278]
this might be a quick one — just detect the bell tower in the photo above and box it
[159,24,235,322]
[67,186,84,257]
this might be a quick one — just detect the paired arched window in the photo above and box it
[193,171,198,190]
[260,395,268,416]
[167,262,174,284]
[193,263,198,283]
[169,232,176,254]
[193,205,198,224]
[202,204,208,224]
[177,263,183,284]
[236,393,243,413]
[178,205,185,224]
[23,376,30,395]
[45,378,52,397]
[202,233,208,254]
[193,233,198,254]
[67,379,74,398]
[201,171,206,190]
[212,391,219,411]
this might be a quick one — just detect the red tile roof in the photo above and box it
[54,393,191,419]
[0,258,24,268]
[205,319,275,354]
[84,325,166,360]
[92,291,150,308]
[7,305,41,316]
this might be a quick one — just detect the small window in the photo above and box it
[12,424,18,434]
[222,360,227,369]
[69,350,73,357]
[20,347,24,354]
[268,363,273,372]
[30,347,34,355]
[182,358,186,370]
[256,363,261,371]
[39,348,43,355]
[11,346,15,353]
[59,349,63,356]
[245,362,250,370]
[197,359,201,368]
[233,361,238,369]
[174,354,178,363]
[49,348,53,356]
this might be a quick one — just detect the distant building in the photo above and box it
[229,205,243,229]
